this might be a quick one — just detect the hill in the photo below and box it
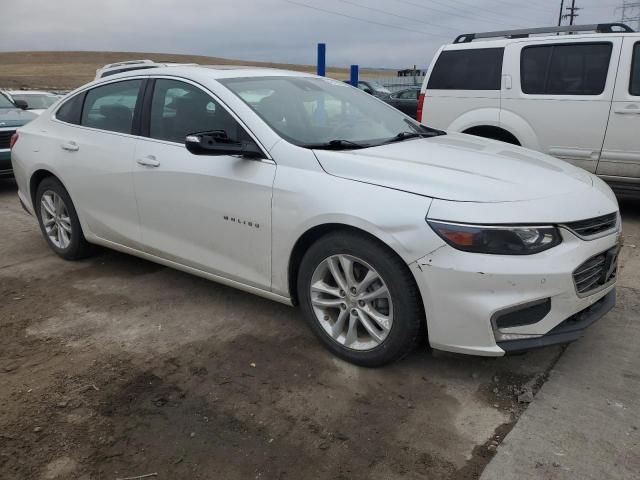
[0,51,388,90]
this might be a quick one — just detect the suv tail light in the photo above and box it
[416,93,425,122]
[9,132,19,150]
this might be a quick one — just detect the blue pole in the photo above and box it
[317,43,326,77]
[350,65,359,87]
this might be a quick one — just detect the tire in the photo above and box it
[297,230,424,367]
[35,177,94,260]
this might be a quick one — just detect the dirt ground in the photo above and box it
[3,177,635,480]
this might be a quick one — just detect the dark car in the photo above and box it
[381,87,420,118]
[0,92,36,177]
[343,80,391,98]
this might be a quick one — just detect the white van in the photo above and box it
[419,23,640,194]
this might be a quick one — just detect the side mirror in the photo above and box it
[185,130,264,159]
[14,99,28,110]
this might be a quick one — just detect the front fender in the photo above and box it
[270,166,441,297]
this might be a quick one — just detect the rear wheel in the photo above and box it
[298,231,424,367]
[35,177,94,260]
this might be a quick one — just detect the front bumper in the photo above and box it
[409,228,619,356]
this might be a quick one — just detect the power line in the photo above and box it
[283,0,452,38]
[393,0,539,27]
[335,0,455,33]
[617,0,640,30]
[397,0,530,28]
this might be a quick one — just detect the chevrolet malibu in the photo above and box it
[10,66,621,366]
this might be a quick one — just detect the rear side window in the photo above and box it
[81,80,142,134]
[56,93,85,125]
[631,43,640,96]
[427,48,504,90]
[521,43,612,95]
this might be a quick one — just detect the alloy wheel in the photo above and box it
[310,254,393,351]
[40,190,72,249]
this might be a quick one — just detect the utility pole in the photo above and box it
[563,0,581,25]
[617,1,640,31]
[558,0,565,26]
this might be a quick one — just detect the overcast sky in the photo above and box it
[0,0,627,68]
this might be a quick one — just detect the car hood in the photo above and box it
[0,107,37,127]
[313,133,594,203]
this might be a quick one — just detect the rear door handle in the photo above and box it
[136,155,160,167]
[61,141,79,152]
[614,104,640,115]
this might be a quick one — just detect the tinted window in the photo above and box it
[521,43,612,95]
[81,80,142,134]
[631,43,640,96]
[149,79,249,144]
[427,48,504,90]
[56,93,85,125]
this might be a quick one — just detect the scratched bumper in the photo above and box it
[409,228,619,356]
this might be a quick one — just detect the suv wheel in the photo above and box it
[35,177,94,260]
[298,231,423,367]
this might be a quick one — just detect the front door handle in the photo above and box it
[614,104,640,115]
[136,156,160,167]
[61,141,79,152]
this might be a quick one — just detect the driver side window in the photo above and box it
[149,79,250,144]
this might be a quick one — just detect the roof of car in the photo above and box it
[96,64,317,82]
[443,31,640,50]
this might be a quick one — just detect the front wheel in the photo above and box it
[298,231,424,367]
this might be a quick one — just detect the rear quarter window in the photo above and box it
[55,93,85,125]
[427,48,504,90]
[521,43,613,95]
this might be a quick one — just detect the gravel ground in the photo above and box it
[0,176,610,480]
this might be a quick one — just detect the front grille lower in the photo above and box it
[573,247,618,295]
[0,130,16,149]
[564,212,617,238]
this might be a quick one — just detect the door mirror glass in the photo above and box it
[14,99,29,110]
[185,130,263,158]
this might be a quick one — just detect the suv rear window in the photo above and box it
[631,42,640,96]
[427,48,504,90]
[521,43,612,95]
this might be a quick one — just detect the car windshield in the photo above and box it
[220,76,440,148]
[0,94,15,109]
[12,93,58,109]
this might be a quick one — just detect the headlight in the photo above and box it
[427,220,562,255]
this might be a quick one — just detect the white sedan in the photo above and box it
[10,66,620,366]
[6,90,61,115]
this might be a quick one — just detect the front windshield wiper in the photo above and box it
[382,125,446,145]
[305,139,368,150]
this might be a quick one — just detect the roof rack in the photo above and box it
[453,23,634,44]
[100,59,155,69]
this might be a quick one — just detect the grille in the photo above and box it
[0,130,16,149]
[573,247,618,295]
[564,212,617,238]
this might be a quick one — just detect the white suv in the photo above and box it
[419,23,640,194]
[11,66,620,366]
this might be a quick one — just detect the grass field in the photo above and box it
[0,51,389,90]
